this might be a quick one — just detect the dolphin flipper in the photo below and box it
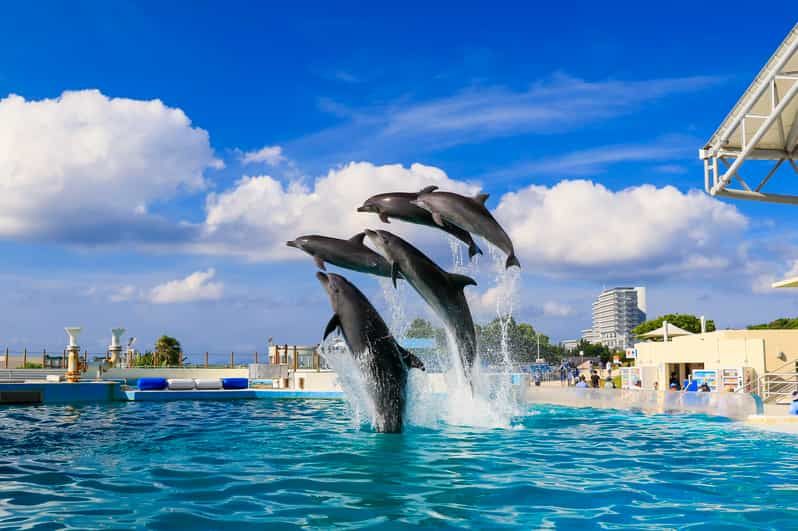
[431,212,445,227]
[419,185,438,194]
[391,262,400,288]
[474,193,489,205]
[379,212,391,223]
[468,241,483,259]
[322,314,341,340]
[448,273,477,289]
[399,346,425,371]
[314,256,326,270]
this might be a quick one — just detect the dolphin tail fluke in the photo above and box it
[468,241,483,259]
[505,254,521,269]
[399,346,425,371]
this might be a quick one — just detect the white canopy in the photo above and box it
[701,23,798,204]
[639,322,694,339]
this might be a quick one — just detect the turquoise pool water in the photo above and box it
[1,400,796,529]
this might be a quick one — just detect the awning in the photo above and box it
[701,23,798,204]
[639,323,694,339]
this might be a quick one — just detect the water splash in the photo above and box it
[328,239,525,432]
[378,278,411,340]
[319,336,375,429]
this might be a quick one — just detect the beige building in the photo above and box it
[632,329,798,394]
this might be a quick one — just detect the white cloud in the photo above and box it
[489,138,691,180]
[196,162,478,261]
[495,180,747,274]
[542,301,574,317]
[0,90,221,244]
[241,145,284,166]
[292,74,723,166]
[149,269,224,304]
[110,285,139,303]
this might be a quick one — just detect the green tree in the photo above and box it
[406,318,435,338]
[476,317,562,363]
[747,317,798,329]
[573,339,614,364]
[632,314,715,336]
[154,335,183,366]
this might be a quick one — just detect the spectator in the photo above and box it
[534,370,542,387]
[669,382,678,392]
[669,372,680,390]
[590,370,600,388]
[604,376,615,389]
[575,375,589,388]
[634,380,642,389]
[559,365,567,386]
[653,382,659,391]
[790,391,798,415]
[698,383,711,393]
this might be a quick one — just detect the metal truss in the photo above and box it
[701,24,798,204]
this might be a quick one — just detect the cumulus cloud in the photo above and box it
[149,269,224,304]
[241,145,284,166]
[495,180,747,275]
[0,90,221,244]
[196,162,478,261]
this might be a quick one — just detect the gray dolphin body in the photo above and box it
[357,191,483,259]
[411,188,520,269]
[317,272,423,433]
[364,229,478,379]
[286,233,396,278]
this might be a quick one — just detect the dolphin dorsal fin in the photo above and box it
[348,232,366,245]
[419,185,438,194]
[474,192,489,204]
[448,273,477,289]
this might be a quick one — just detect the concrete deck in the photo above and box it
[124,388,344,401]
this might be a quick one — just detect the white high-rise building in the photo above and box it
[583,287,647,350]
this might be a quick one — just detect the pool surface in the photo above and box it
[1,400,797,529]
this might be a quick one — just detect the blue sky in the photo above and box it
[1,3,797,355]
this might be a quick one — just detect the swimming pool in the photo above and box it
[1,400,796,529]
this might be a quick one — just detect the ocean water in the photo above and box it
[0,400,797,529]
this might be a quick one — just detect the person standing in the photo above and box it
[590,370,600,389]
[790,391,798,415]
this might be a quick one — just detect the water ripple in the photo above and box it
[0,401,796,528]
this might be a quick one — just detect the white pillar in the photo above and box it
[64,327,82,383]
[663,320,669,343]
[108,328,125,367]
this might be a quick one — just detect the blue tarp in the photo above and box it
[222,378,249,390]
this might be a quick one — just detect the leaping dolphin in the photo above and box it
[317,271,424,433]
[364,229,478,380]
[286,233,398,278]
[411,187,520,269]
[357,190,482,259]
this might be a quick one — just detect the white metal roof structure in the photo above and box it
[639,323,694,340]
[772,277,798,288]
[701,23,798,204]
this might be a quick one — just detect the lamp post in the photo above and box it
[64,327,82,383]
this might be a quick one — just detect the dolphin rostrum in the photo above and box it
[411,187,520,269]
[364,229,478,380]
[286,233,398,278]
[357,191,483,259]
[317,271,424,433]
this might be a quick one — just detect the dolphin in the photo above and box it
[317,271,424,433]
[364,229,478,379]
[411,187,520,269]
[357,190,483,259]
[286,233,397,278]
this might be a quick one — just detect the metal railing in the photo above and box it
[758,372,798,404]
